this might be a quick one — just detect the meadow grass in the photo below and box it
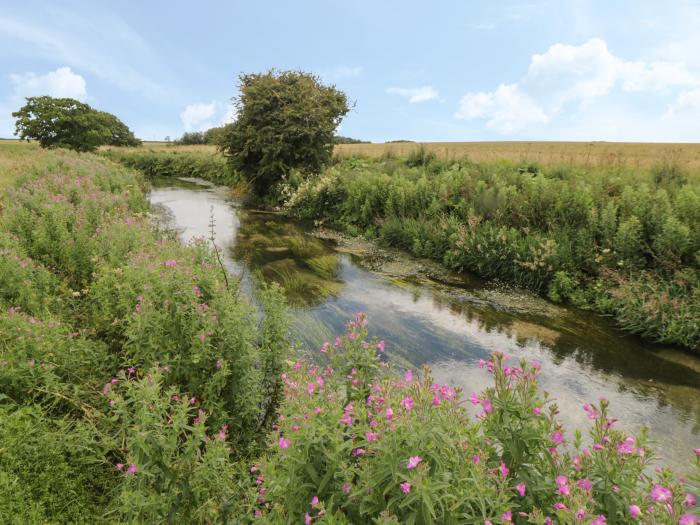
[334,141,700,171]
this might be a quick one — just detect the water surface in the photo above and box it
[149,177,700,471]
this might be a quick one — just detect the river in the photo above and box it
[149,176,700,471]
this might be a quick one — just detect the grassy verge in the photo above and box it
[286,155,700,352]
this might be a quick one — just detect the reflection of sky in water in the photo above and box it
[149,178,700,472]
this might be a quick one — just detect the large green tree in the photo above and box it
[219,70,349,197]
[13,96,141,152]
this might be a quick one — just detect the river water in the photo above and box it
[149,176,700,471]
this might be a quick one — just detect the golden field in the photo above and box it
[333,141,700,170]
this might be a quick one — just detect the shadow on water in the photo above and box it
[148,176,700,471]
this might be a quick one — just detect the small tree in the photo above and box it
[13,96,140,152]
[219,70,349,197]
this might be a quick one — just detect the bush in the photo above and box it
[219,70,349,198]
[258,318,700,524]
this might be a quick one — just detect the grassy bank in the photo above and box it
[2,147,699,523]
[102,146,235,185]
[286,156,700,352]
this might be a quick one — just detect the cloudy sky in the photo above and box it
[2,0,700,142]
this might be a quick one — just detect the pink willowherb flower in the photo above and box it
[684,493,697,508]
[304,513,312,525]
[407,456,422,469]
[533,406,542,415]
[314,406,321,415]
[126,464,137,475]
[279,437,290,449]
[386,407,394,421]
[342,483,351,494]
[555,476,570,496]
[400,482,411,494]
[469,392,480,405]
[577,479,592,491]
[307,383,315,395]
[405,369,412,384]
[628,505,641,518]
[377,340,385,352]
[311,495,319,507]
[498,462,509,477]
[473,454,479,465]
[482,398,493,414]
[516,482,526,497]
[352,448,366,456]
[617,436,636,455]
[501,511,512,522]
[679,515,698,525]
[590,515,607,525]
[366,431,379,442]
[401,397,414,411]
[115,463,124,471]
[551,431,564,445]
[650,485,673,502]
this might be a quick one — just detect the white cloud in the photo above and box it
[10,66,87,100]
[455,37,700,135]
[180,102,217,132]
[180,101,236,132]
[386,86,440,103]
[456,84,548,133]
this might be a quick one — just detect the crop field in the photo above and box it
[334,141,700,170]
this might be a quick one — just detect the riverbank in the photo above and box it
[103,148,700,353]
[3,146,698,523]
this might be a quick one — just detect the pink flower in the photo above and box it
[576,509,586,520]
[533,406,542,415]
[366,431,379,442]
[469,392,480,405]
[279,437,290,449]
[555,476,570,496]
[485,521,493,525]
[311,495,319,507]
[545,518,553,525]
[405,369,412,384]
[305,513,312,525]
[342,483,351,494]
[684,493,697,508]
[617,437,635,455]
[352,448,366,456]
[307,383,315,395]
[126,464,137,475]
[501,511,512,522]
[482,398,493,414]
[551,431,564,445]
[407,456,422,469]
[401,397,414,411]
[553,502,567,511]
[400,482,411,494]
[498,462,509,477]
[218,425,229,440]
[115,463,124,471]
[650,485,673,502]
[377,340,385,352]
[694,448,700,456]
[472,454,479,465]
[679,515,698,525]
[250,465,259,473]
[628,505,641,518]
[386,407,394,421]
[314,406,321,415]
[577,479,592,491]
[516,482,526,497]
[590,515,606,525]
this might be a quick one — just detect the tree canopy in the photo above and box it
[219,70,349,197]
[13,96,141,152]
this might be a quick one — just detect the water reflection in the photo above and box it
[149,177,700,471]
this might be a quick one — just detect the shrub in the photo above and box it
[219,70,349,198]
[258,317,700,524]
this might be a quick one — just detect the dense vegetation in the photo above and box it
[103,147,235,185]
[285,155,700,352]
[218,70,349,198]
[13,96,141,152]
[1,148,699,523]
[176,126,230,145]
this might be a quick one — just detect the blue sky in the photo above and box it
[2,0,700,142]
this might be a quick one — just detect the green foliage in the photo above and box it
[258,321,698,524]
[285,157,700,351]
[219,70,349,198]
[175,126,231,146]
[333,135,371,144]
[12,96,140,152]
[103,148,235,185]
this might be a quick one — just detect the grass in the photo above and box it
[334,141,700,170]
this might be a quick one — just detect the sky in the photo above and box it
[2,0,700,142]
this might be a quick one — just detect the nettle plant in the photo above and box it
[257,314,699,524]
